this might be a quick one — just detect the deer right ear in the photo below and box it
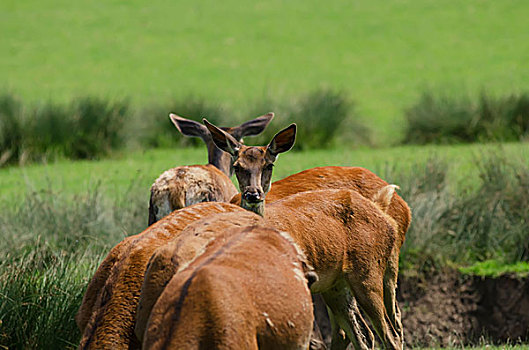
[169,114,209,139]
[203,119,242,156]
[267,124,297,156]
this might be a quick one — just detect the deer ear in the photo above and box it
[169,114,209,140]
[203,119,242,156]
[267,124,296,156]
[232,112,274,139]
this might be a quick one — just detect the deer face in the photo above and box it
[205,120,296,216]
[169,113,274,176]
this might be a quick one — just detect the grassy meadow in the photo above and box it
[2,0,529,347]
[1,144,529,348]
[2,0,529,143]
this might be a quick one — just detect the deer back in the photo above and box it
[232,166,411,247]
[143,223,314,350]
[149,164,238,224]
[264,188,397,293]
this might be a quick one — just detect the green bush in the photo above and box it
[243,88,370,150]
[0,94,128,165]
[0,94,25,165]
[0,90,371,166]
[403,91,529,145]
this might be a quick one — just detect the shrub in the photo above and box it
[67,97,128,159]
[0,94,128,165]
[292,89,370,150]
[1,90,371,165]
[243,89,370,150]
[404,91,529,144]
[0,94,25,165]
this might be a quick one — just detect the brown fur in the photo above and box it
[264,189,402,349]
[231,166,412,341]
[205,121,406,348]
[141,215,315,350]
[135,210,263,341]
[76,202,247,349]
[135,189,401,350]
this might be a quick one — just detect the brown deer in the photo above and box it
[148,112,274,225]
[205,120,409,349]
[230,166,411,340]
[139,212,317,350]
[135,189,401,349]
[76,202,249,349]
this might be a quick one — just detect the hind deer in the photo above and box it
[139,212,317,350]
[206,120,410,349]
[148,112,274,225]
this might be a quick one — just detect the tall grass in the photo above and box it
[243,88,371,149]
[389,154,529,272]
[404,92,529,145]
[0,182,146,349]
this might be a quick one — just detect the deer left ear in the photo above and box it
[232,112,274,139]
[203,119,242,156]
[267,124,296,157]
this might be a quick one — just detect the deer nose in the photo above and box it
[243,190,262,203]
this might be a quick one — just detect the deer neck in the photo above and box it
[241,200,265,217]
[206,143,233,177]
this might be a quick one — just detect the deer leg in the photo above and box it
[345,274,401,350]
[383,248,403,342]
[321,281,374,350]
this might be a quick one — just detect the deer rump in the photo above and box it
[141,214,314,350]
[76,202,248,350]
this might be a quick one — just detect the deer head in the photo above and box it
[204,119,296,216]
[169,113,274,176]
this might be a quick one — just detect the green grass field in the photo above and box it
[2,1,529,347]
[1,142,527,204]
[2,0,529,143]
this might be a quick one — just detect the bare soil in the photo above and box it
[398,270,529,346]
[313,270,529,348]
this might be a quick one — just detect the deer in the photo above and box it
[75,122,311,349]
[148,112,274,225]
[139,212,317,350]
[76,202,249,349]
[230,166,411,341]
[205,120,410,349]
[134,189,401,349]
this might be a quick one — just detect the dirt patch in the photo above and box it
[312,270,529,348]
[398,270,529,346]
